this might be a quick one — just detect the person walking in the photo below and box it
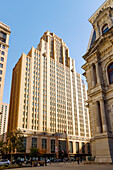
[77,157,79,165]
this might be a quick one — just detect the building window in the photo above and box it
[23,137,27,152]
[0,77,2,82]
[108,62,113,84]
[1,51,5,55]
[0,70,2,75]
[1,57,4,62]
[32,138,37,148]
[82,142,85,154]
[2,45,5,49]
[42,139,47,149]
[87,143,90,154]
[102,24,109,34]
[76,142,79,153]
[0,31,6,43]
[59,140,66,152]
[92,63,97,85]
[51,139,55,153]
[0,63,3,68]
[69,141,73,153]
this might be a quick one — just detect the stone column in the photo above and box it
[96,62,101,84]
[95,102,101,133]
[94,25,99,39]
[91,65,95,87]
[100,99,107,133]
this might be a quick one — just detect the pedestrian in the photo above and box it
[77,157,79,164]
[45,158,47,166]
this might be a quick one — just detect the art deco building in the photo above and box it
[0,22,11,109]
[8,31,90,158]
[82,0,113,163]
[0,103,9,140]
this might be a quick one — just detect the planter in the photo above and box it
[38,161,44,166]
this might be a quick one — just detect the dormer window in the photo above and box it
[108,62,113,84]
[102,24,109,34]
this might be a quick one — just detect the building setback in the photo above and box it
[0,22,11,110]
[8,31,90,157]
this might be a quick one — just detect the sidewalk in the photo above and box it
[12,162,113,170]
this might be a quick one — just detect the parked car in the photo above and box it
[50,158,54,162]
[11,159,22,165]
[46,159,51,163]
[0,159,10,166]
[54,159,58,162]
[70,158,76,161]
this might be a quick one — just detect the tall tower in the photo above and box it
[82,0,113,163]
[0,22,11,109]
[8,31,90,156]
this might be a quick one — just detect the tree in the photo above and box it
[29,147,39,159]
[29,147,47,161]
[6,129,25,160]
[38,148,47,157]
[0,140,8,158]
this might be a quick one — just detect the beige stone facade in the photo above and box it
[8,31,90,157]
[0,22,11,110]
[0,103,9,141]
[82,0,113,163]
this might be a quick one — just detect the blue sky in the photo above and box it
[1,0,105,104]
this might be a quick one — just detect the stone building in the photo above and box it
[8,31,90,158]
[82,0,113,163]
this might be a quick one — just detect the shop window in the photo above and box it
[51,139,55,153]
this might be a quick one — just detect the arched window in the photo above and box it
[102,24,109,34]
[108,62,113,84]
[93,64,97,85]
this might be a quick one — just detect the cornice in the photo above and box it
[89,0,113,25]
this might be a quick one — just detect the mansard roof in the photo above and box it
[83,26,113,61]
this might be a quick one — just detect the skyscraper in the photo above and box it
[0,103,9,140]
[0,22,11,109]
[8,31,90,157]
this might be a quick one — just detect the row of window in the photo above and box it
[92,62,113,86]
[23,137,90,154]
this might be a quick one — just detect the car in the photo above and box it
[50,158,54,162]
[70,158,76,161]
[58,159,62,162]
[11,159,22,165]
[46,159,51,163]
[0,159,10,166]
[54,159,58,162]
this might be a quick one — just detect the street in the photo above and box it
[12,162,113,170]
